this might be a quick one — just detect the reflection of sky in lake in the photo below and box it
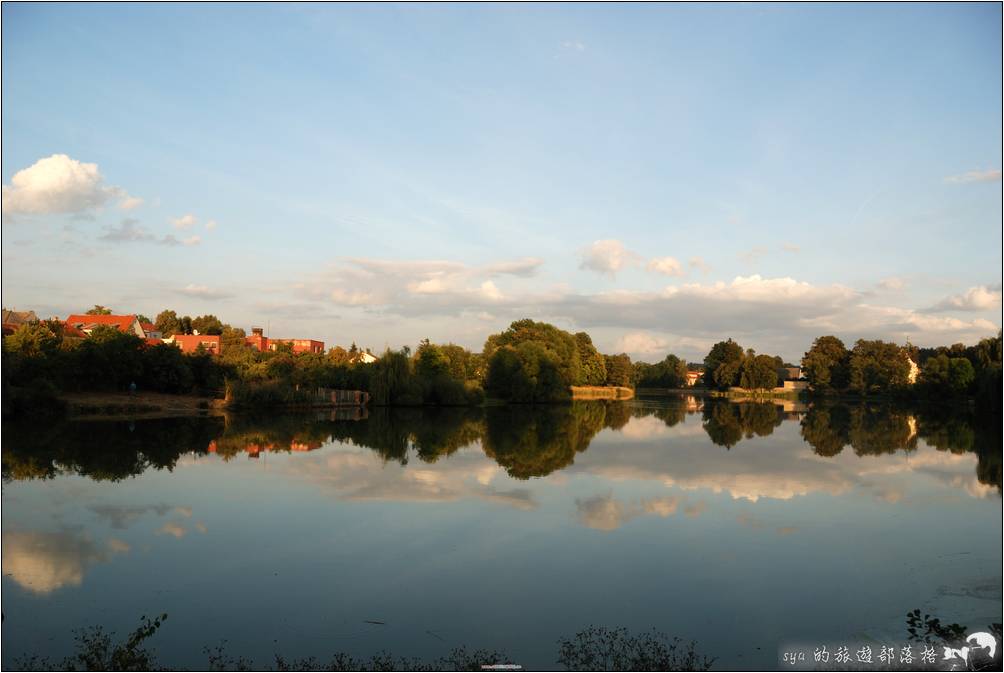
[2,401,1000,670]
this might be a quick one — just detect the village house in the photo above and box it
[64,314,147,338]
[141,322,162,339]
[2,309,38,336]
[783,366,802,381]
[163,333,221,355]
[244,327,324,354]
[685,370,702,387]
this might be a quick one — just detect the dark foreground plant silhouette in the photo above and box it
[556,626,716,671]
[14,617,716,672]
[14,614,168,672]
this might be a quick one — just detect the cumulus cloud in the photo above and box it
[170,213,197,229]
[579,239,641,276]
[927,285,1002,312]
[2,154,138,215]
[646,256,685,277]
[944,168,1001,184]
[2,529,128,594]
[299,253,999,359]
[560,40,586,52]
[205,219,218,231]
[306,256,546,313]
[615,332,669,355]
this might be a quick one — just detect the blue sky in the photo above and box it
[2,2,1001,361]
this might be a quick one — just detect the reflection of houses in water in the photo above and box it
[330,406,368,421]
[683,395,704,413]
[206,438,324,459]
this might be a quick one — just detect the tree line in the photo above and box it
[3,307,1001,413]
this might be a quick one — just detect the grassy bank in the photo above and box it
[61,391,225,419]
[570,385,634,400]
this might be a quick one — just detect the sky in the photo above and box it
[2,2,1001,362]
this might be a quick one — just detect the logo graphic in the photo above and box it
[942,632,998,670]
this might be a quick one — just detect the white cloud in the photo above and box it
[615,332,669,355]
[118,196,144,211]
[1,529,127,594]
[170,213,197,229]
[299,255,1000,360]
[178,283,229,299]
[927,285,1002,312]
[2,154,137,215]
[579,239,641,276]
[646,256,685,277]
[944,168,1001,184]
[781,243,800,253]
[205,219,218,230]
[560,40,586,52]
[878,277,906,291]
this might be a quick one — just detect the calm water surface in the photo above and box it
[2,396,1001,670]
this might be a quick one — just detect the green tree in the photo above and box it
[414,339,451,379]
[191,315,224,336]
[634,354,688,388]
[3,322,62,357]
[603,353,633,387]
[85,305,113,315]
[154,310,182,337]
[370,349,421,406]
[740,352,778,391]
[484,319,582,389]
[801,335,850,391]
[848,339,911,394]
[919,354,976,396]
[703,339,744,390]
[574,332,607,386]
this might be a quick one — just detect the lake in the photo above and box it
[2,396,1001,670]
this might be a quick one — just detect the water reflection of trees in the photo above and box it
[3,399,999,491]
[700,400,784,449]
[2,402,635,482]
[800,402,1001,491]
[2,417,223,481]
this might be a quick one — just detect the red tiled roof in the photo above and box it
[62,323,87,338]
[65,314,138,334]
[140,322,157,333]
